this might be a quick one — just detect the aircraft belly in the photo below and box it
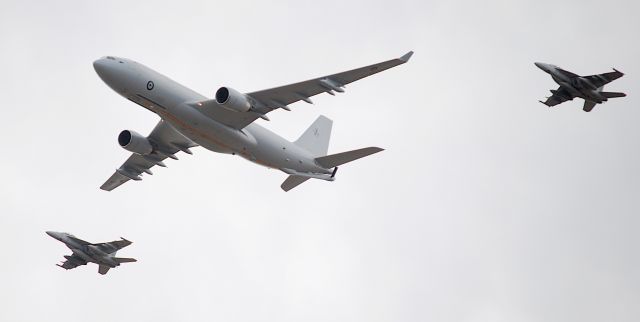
[243,124,328,173]
[161,104,258,155]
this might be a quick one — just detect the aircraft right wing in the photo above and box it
[583,69,625,89]
[540,86,574,107]
[100,120,197,191]
[190,51,413,130]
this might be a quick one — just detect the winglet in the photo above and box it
[613,68,624,75]
[399,51,414,62]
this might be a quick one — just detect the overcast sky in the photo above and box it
[1,0,639,321]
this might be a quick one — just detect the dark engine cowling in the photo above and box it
[118,130,153,155]
[215,87,251,112]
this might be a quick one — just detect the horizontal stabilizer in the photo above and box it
[114,257,137,263]
[281,175,310,192]
[601,92,626,98]
[315,147,384,168]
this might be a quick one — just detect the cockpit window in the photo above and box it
[106,56,116,60]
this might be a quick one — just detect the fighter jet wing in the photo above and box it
[191,51,413,130]
[101,120,197,191]
[107,238,133,251]
[57,255,87,270]
[582,69,624,89]
[92,238,133,254]
[540,86,575,107]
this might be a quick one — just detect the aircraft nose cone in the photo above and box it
[46,231,57,238]
[534,62,547,69]
[535,62,552,72]
[93,58,108,75]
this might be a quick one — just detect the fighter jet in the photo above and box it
[535,62,626,112]
[94,52,413,191]
[46,231,136,275]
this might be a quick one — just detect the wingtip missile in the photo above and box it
[399,51,414,62]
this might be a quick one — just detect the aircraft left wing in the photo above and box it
[105,238,133,251]
[583,69,624,89]
[540,86,574,107]
[191,51,413,130]
[100,120,197,191]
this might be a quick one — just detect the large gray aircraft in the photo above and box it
[47,231,136,275]
[94,52,413,191]
[535,62,626,112]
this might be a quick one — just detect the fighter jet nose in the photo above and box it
[46,231,57,238]
[534,62,546,69]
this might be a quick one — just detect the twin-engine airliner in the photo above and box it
[94,52,412,191]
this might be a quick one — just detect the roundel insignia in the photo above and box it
[146,81,154,90]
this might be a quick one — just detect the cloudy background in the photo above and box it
[1,0,639,321]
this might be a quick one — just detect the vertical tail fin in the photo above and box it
[294,115,333,156]
[98,265,111,275]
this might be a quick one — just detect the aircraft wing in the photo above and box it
[57,255,87,270]
[100,120,197,191]
[191,51,413,130]
[540,86,575,107]
[106,238,133,251]
[583,69,624,89]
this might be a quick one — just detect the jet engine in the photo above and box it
[118,130,153,155]
[215,87,251,112]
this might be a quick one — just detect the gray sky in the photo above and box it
[1,0,639,321]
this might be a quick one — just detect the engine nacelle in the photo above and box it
[118,130,153,155]
[215,87,251,112]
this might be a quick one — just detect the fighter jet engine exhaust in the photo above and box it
[215,87,252,112]
[118,130,153,155]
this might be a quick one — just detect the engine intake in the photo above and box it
[118,130,153,155]
[215,87,251,112]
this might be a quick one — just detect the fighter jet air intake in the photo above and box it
[47,231,136,275]
[94,52,413,191]
[535,62,626,112]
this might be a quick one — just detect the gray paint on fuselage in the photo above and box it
[94,57,331,175]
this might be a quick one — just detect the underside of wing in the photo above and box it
[101,120,197,191]
[583,69,624,89]
[57,255,87,270]
[190,51,413,129]
[541,87,574,107]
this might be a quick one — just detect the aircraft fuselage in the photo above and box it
[93,56,331,176]
[536,63,606,104]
